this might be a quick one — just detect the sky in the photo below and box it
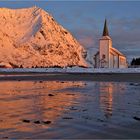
[0,1,140,62]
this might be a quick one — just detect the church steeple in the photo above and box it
[102,19,109,36]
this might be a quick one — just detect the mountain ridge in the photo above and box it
[0,6,87,68]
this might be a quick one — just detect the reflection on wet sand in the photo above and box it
[99,83,113,118]
[99,82,126,118]
[0,81,140,139]
[0,81,85,135]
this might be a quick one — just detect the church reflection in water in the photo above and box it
[98,82,126,118]
[99,83,113,118]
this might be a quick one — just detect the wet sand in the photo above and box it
[0,72,140,82]
[0,80,140,139]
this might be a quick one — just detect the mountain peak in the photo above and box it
[0,7,87,68]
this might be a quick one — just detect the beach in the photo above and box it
[0,1,140,139]
[0,73,140,139]
[0,72,140,82]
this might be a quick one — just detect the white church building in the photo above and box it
[94,19,127,68]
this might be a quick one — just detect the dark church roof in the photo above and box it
[102,19,109,36]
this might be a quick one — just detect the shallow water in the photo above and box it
[0,81,140,139]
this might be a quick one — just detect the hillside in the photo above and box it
[0,6,87,68]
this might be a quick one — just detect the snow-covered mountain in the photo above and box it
[0,6,87,68]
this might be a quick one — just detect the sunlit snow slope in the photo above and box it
[0,7,87,68]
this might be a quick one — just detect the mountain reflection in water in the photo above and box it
[0,81,84,132]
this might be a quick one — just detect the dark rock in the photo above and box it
[130,83,134,85]
[2,137,8,139]
[22,119,30,123]
[48,94,54,96]
[82,109,88,112]
[42,121,51,124]
[69,107,78,111]
[34,120,41,124]
[83,116,92,120]
[62,117,73,120]
[97,119,104,122]
[130,83,140,86]
[133,116,140,121]
[66,93,75,96]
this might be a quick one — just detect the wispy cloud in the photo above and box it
[70,17,140,62]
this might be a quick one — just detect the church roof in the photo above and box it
[110,47,126,57]
[102,19,109,36]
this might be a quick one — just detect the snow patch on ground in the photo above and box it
[0,68,140,73]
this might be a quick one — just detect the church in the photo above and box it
[94,19,127,68]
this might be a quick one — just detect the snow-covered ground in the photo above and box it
[0,67,140,73]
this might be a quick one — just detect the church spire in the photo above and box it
[102,19,109,36]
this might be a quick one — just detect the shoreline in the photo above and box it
[0,73,140,82]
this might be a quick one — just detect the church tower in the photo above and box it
[94,19,127,68]
[99,19,112,68]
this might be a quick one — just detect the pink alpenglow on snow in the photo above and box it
[0,7,87,68]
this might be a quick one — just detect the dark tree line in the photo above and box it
[131,57,140,65]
